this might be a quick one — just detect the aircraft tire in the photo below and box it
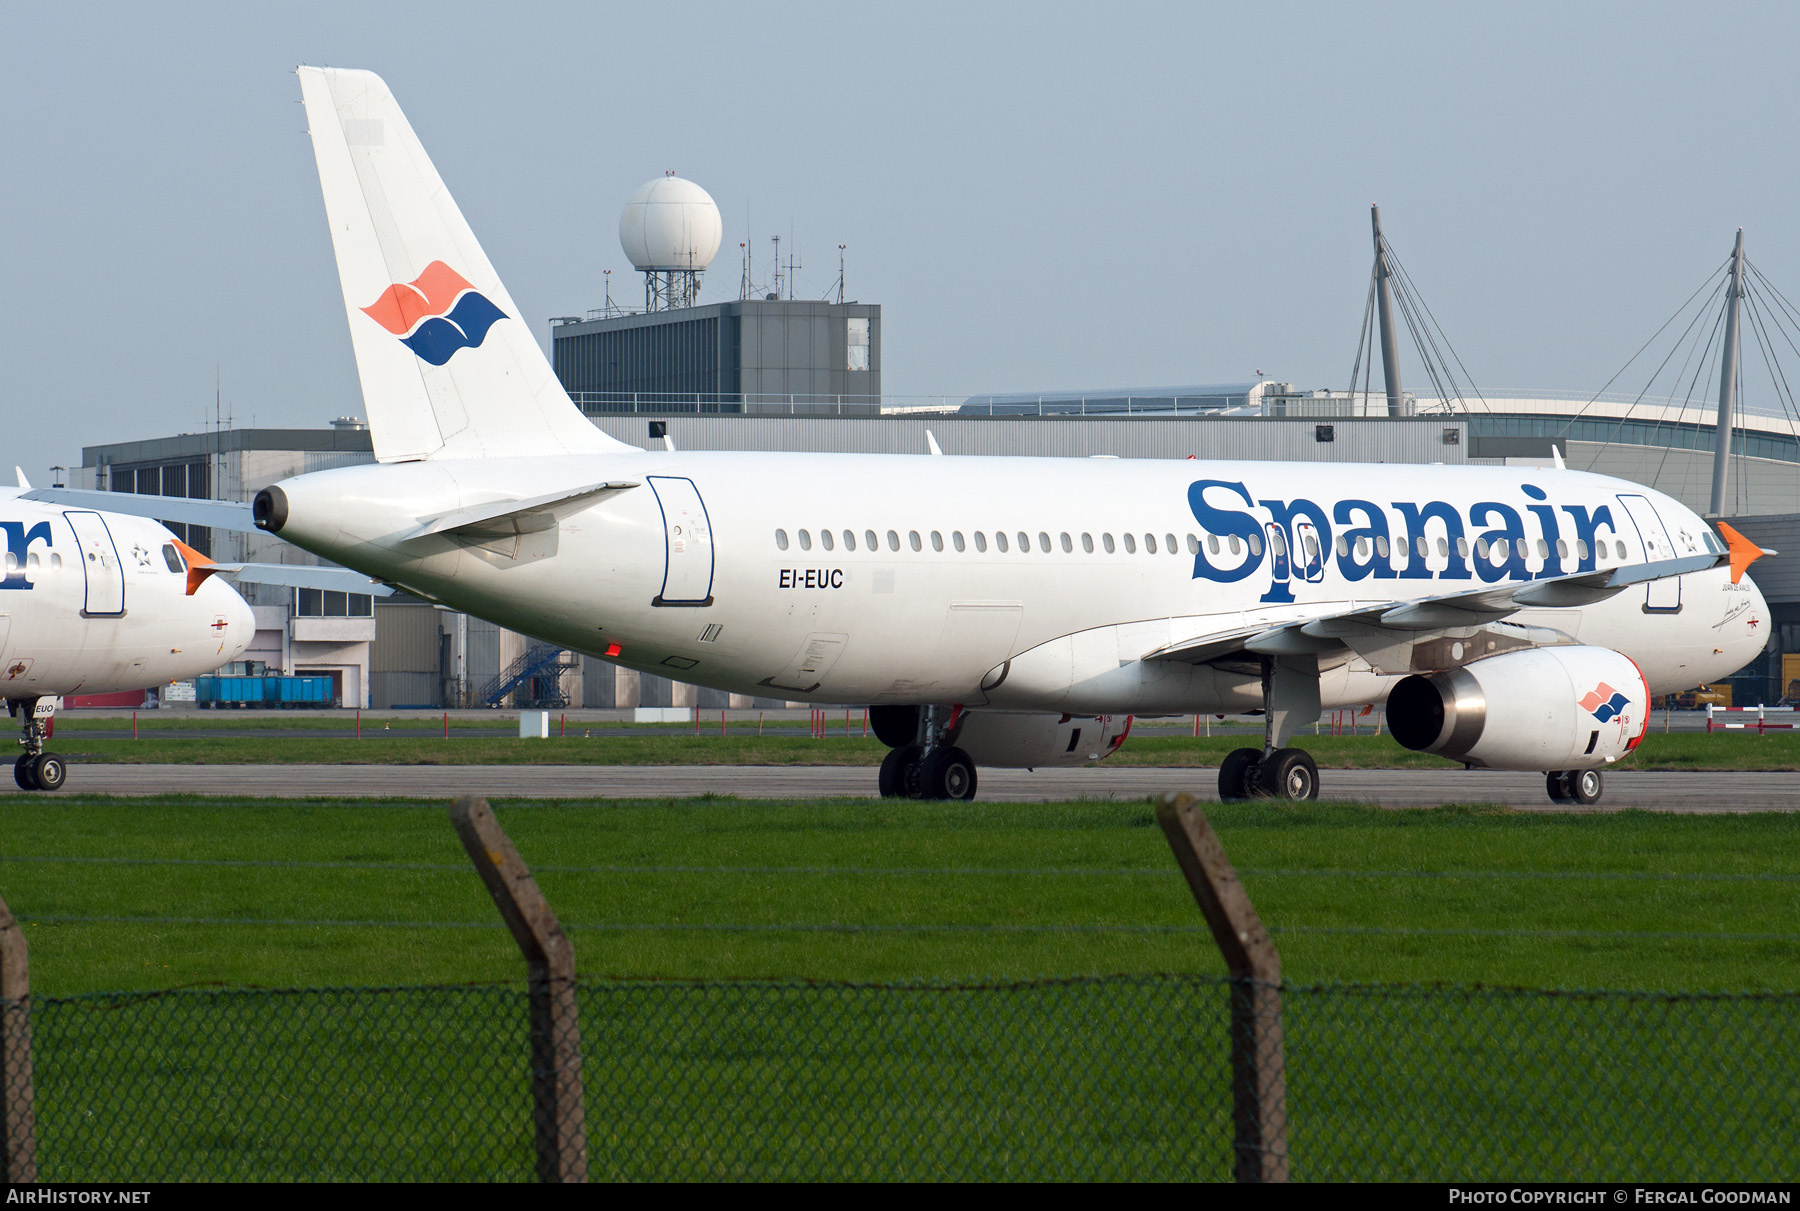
[13,757,33,791]
[878,744,923,798]
[1545,771,1573,803]
[1218,747,1262,802]
[32,754,65,791]
[919,746,978,802]
[1569,768,1603,806]
[1258,748,1319,802]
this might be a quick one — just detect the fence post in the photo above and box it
[450,797,588,1183]
[1154,792,1288,1183]
[0,892,36,1183]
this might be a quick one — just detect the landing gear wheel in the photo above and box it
[878,744,924,798]
[1545,771,1573,804]
[13,756,33,791]
[32,753,65,791]
[1218,747,1262,802]
[1569,768,1603,806]
[919,746,978,802]
[1257,748,1319,802]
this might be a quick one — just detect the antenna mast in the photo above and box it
[1709,229,1747,517]
[1372,205,1405,417]
[836,244,846,304]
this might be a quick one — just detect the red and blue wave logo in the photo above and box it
[361,261,507,366]
[1578,682,1630,723]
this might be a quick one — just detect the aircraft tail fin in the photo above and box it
[296,66,634,462]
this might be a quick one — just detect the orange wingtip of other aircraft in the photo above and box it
[173,538,218,596]
[1714,522,1774,585]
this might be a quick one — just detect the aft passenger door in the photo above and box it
[647,477,715,607]
[63,511,125,617]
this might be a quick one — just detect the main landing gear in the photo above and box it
[1218,654,1324,804]
[874,706,978,801]
[10,697,66,792]
[1545,768,1604,806]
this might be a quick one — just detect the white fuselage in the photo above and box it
[0,495,256,700]
[264,453,1768,714]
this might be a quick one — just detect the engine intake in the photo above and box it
[1388,645,1650,771]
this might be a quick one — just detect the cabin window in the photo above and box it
[2,554,13,573]
[1456,538,1470,558]
[50,554,61,570]
[1224,536,1236,556]
[1416,536,1428,558]
[843,530,857,551]
[798,530,812,551]
[1336,537,1349,557]
[1515,538,1529,559]
[864,530,877,550]
[1248,533,1263,556]
[27,554,39,570]
[974,532,988,552]
[1206,535,1218,555]
[1474,538,1489,560]
[931,531,944,552]
[996,532,1009,553]
[1145,534,1158,554]
[1304,534,1320,562]
[1437,537,1449,557]
[162,543,185,573]
[1165,534,1177,554]
[887,530,900,552]
[1102,533,1115,553]
[820,530,834,551]
[1017,532,1029,552]
[1355,538,1369,559]
[1616,541,1628,560]
[1125,533,1138,554]
[952,531,966,552]
[1375,536,1389,558]
[1576,539,1589,560]
[1555,539,1567,560]
[1038,532,1051,553]
[1270,529,1288,557]
[909,530,922,552]
[1059,532,1072,553]
[1081,533,1094,553]
[1187,534,1199,555]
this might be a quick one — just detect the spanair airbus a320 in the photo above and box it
[79,67,1781,806]
[0,478,256,789]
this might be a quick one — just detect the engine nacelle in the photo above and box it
[952,712,1132,768]
[1387,645,1650,771]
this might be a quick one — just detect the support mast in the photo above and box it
[1710,228,1746,517]
[1372,205,1405,417]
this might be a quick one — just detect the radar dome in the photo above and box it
[619,176,723,272]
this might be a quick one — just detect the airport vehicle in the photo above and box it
[0,479,256,789]
[98,68,1785,804]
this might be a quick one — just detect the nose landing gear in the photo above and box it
[10,697,66,792]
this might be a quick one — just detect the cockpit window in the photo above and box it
[162,544,186,573]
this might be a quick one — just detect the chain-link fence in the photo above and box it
[15,975,1800,1182]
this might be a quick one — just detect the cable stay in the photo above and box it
[1348,206,1489,416]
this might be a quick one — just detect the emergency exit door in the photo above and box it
[64,511,125,617]
[648,477,715,606]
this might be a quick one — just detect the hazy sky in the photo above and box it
[4,1,1799,481]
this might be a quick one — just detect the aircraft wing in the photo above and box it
[19,487,258,531]
[1142,550,1729,676]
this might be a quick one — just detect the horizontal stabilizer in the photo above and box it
[410,480,640,539]
[219,563,395,596]
[21,488,257,532]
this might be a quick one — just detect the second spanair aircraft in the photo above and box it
[228,67,1772,805]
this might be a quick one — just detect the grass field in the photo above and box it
[36,726,1800,768]
[10,794,1800,1181]
[4,795,1798,995]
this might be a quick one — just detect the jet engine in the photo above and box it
[952,712,1132,768]
[1387,645,1650,771]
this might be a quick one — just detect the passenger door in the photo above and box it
[647,477,715,607]
[63,511,125,617]
[1617,494,1681,613]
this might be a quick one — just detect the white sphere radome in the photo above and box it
[619,176,723,272]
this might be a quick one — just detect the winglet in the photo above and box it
[1715,522,1771,585]
[173,538,219,596]
[1551,445,1565,470]
[926,430,943,456]
[14,468,29,490]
